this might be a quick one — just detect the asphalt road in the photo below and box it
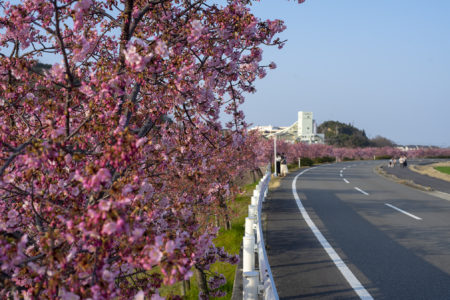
[265,161,450,299]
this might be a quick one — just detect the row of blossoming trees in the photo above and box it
[0,0,301,298]
[274,140,450,164]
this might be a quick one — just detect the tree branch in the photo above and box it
[0,139,33,177]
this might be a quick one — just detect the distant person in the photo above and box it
[281,153,288,177]
[399,156,405,168]
[403,156,408,168]
[388,158,393,168]
[276,153,281,176]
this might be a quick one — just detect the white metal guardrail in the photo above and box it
[243,169,279,300]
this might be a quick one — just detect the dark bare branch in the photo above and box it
[0,139,33,177]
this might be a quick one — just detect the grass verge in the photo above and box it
[435,166,450,175]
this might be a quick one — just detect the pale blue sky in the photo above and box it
[243,0,450,147]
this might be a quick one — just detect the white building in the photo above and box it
[297,111,325,143]
[251,111,325,144]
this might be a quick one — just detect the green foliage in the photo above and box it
[31,61,52,74]
[370,135,396,147]
[300,157,314,166]
[287,162,299,170]
[343,157,356,161]
[434,166,450,175]
[317,121,397,148]
[375,155,392,160]
[314,156,336,164]
[317,120,371,148]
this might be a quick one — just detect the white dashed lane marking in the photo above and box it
[354,187,369,196]
[385,203,422,220]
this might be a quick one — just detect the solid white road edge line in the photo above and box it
[343,178,350,184]
[292,169,373,300]
[385,203,423,220]
[354,187,369,196]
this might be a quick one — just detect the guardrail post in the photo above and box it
[243,271,259,300]
[248,205,257,218]
[243,235,255,272]
[245,217,255,236]
[251,195,258,206]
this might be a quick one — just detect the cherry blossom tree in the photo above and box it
[0,0,302,298]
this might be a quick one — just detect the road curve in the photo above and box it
[265,161,450,300]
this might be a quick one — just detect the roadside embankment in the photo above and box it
[409,161,450,183]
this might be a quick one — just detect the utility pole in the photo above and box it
[273,135,277,176]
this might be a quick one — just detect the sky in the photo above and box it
[242,0,450,147]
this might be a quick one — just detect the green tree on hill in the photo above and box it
[317,121,370,147]
[370,135,396,147]
[317,121,396,148]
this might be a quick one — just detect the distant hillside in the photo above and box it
[317,121,395,148]
[31,62,52,74]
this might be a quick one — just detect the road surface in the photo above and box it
[265,161,450,299]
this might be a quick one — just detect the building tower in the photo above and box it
[297,111,313,139]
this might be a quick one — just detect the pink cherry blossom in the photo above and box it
[149,247,163,264]
[7,209,19,227]
[136,137,147,148]
[134,290,145,300]
[73,0,92,12]
[49,63,65,81]
[102,269,115,283]
[123,45,150,72]
[60,289,80,300]
[25,92,35,100]
[165,240,176,254]
[98,200,111,211]
[79,84,95,97]
[96,168,111,183]
[73,36,92,62]
[101,222,117,235]
[155,40,169,57]
[188,20,204,42]
[132,228,145,239]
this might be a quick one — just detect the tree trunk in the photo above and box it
[256,167,263,177]
[214,214,220,228]
[194,265,209,298]
[218,195,231,230]
[224,211,231,230]
[182,279,191,297]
